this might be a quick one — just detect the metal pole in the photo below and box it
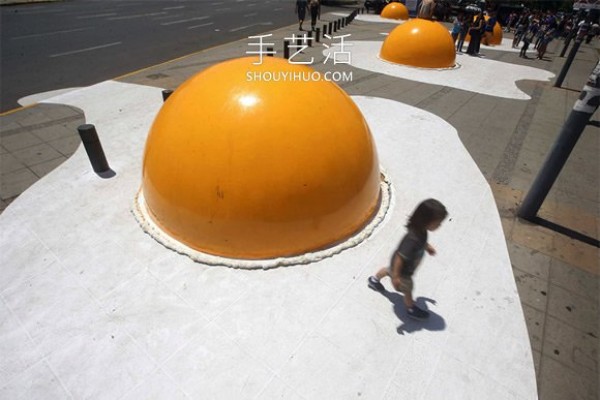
[77,124,110,174]
[162,89,173,102]
[519,60,600,219]
[315,27,321,43]
[328,21,332,34]
[554,39,583,88]
[267,46,274,56]
[323,24,327,36]
[307,30,312,47]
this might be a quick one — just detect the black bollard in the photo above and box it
[555,39,583,88]
[77,124,110,174]
[162,89,173,102]
[519,60,600,220]
[315,27,321,43]
[307,30,312,47]
[323,24,327,36]
[283,40,290,59]
[267,46,274,56]
[328,21,332,34]
[296,37,302,48]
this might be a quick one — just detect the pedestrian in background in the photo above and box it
[456,13,469,52]
[296,0,308,31]
[418,0,436,20]
[482,12,497,46]
[368,199,448,321]
[309,0,320,31]
[520,21,538,58]
[466,11,483,56]
[537,27,555,59]
[451,13,463,46]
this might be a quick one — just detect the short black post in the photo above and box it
[519,60,600,219]
[77,124,110,174]
[267,46,274,56]
[323,24,328,36]
[315,27,321,43]
[283,40,290,59]
[554,39,583,88]
[328,21,332,34]
[341,18,345,28]
[307,30,312,47]
[162,89,173,102]
[296,36,302,47]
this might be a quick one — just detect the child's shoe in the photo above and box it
[407,306,429,320]
[367,276,385,292]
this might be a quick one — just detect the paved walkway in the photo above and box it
[1,11,598,400]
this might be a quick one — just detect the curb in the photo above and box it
[0,0,62,5]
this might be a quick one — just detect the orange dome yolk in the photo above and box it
[141,57,382,259]
[380,3,409,20]
[380,19,456,68]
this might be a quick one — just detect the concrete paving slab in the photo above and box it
[0,168,39,200]
[11,143,63,166]
[28,156,67,178]
[538,355,598,400]
[542,315,599,381]
[0,153,26,174]
[515,270,549,312]
[0,131,43,152]
[546,284,598,336]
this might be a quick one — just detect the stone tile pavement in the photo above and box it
[0,10,598,399]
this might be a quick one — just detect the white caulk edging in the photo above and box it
[377,53,462,71]
[132,171,394,269]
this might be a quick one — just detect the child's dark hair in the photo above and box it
[407,199,448,231]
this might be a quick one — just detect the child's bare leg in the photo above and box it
[403,291,414,308]
[374,267,388,280]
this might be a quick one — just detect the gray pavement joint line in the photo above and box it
[49,42,122,58]
[492,85,544,185]
[0,115,82,138]
[445,91,479,122]
[414,86,453,109]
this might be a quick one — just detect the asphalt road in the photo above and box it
[0,0,344,112]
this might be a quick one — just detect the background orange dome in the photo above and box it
[141,57,382,259]
[380,2,409,20]
[380,19,456,68]
[466,16,503,45]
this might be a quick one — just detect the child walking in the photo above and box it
[368,199,448,320]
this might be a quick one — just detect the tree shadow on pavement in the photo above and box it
[380,291,446,335]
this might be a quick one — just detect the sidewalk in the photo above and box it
[1,12,598,399]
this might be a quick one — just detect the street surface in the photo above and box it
[0,0,323,112]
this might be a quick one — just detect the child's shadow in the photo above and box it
[380,291,446,335]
